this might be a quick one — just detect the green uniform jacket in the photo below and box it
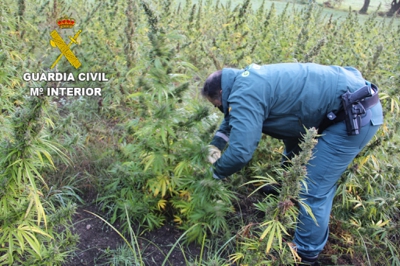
[210,63,383,179]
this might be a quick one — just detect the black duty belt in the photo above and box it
[318,83,380,135]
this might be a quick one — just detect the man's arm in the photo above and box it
[213,98,265,179]
[210,116,230,151]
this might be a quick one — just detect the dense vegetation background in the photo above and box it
[1,0,399,265]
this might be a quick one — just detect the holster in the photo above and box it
[318,83,380,135]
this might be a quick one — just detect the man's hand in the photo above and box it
[207,145,221,164]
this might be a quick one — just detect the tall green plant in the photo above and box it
[0,94,78,265]
[228,128,318,265]
[98,1,236,244]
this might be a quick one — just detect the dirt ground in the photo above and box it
[63,189,256,266]
[62,186,204,266]
[63,203,201,266]
[63,204,123,266]
[63,190,354,266]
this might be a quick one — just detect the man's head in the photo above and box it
[201,70,223,110]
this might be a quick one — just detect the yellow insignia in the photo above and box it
[49,16,82,69]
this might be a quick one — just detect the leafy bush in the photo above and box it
[1,0,400,264]
[98,5,236,243]
[0,95,79,265]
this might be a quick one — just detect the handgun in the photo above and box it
[341,85,372,135]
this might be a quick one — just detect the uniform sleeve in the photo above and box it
[213,93,265,179]
[210,116,230,151]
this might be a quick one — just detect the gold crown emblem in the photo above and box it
[57,16,75,29]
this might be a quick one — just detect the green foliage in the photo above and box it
[0,2,83,261]
[99,3,236,243]
[1,0,400,264]
[230,128,319,265]
[0,95,79,264]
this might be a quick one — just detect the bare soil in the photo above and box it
[64,204,123,266]
[62,186,203,266]
[63,190,355,266]
[63,203,202,266]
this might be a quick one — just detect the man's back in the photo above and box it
[222,63,366,138]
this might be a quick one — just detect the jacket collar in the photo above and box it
[221,68,241,116]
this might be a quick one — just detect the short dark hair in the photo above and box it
[201,70,222,100]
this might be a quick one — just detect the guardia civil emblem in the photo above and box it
[50,16,82,69]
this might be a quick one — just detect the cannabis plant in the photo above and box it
[0,94,78,265]
[99,1,236,244]
[227,128,318,265]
